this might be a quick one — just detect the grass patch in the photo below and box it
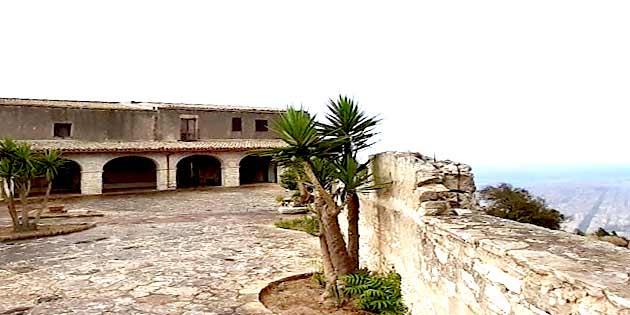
[274,215,319,236]
[0,223,96,242]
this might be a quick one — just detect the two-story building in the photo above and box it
[0,98,285,196]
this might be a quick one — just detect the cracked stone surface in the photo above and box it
[0,185,320,314]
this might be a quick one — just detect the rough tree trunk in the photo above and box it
[318,222,338,299]
[346,192,360,271]
[302,162,354,277]
[17,182,35,232]
[1,179,20,231]
[297,181,311,205]
[34,180,52,226]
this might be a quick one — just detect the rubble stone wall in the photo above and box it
[355,152,630,315]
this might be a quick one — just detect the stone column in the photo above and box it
[221,167,239,187]
[150,153,170,191]
[81,170,103,195]
[217,152,244,187]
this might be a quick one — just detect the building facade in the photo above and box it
[0,98,285,196]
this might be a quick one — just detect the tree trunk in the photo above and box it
[34,181,52,226]
[320,206,354,276]
[297,181,310,205]
[302,162,354,277]
[17,182,35,232]
[346,192,360,271]
[318,223,338,299]
[2,179,20,231]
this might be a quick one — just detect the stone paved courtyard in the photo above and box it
[0,185,320,315]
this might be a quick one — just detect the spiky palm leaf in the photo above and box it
[318,95,380,157]
[37,150,65,181]
[262,107,341,164]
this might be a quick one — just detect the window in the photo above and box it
[53,123,72,138]
[180,117,198,141]
[232,117,242,132]
[255,119,268,132]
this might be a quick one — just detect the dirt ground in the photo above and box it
[260,277,371,315]
[0,223,94,242]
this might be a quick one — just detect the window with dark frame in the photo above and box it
[53,123,72,138]
[255,119,268,132]
[232,117,242,132]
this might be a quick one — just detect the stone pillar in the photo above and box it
[81,170,103,195]
[167,167,177,190]
[216,151,245,187]
[150,153,170,191]
[222,166,240,187]
[156,168,169,191]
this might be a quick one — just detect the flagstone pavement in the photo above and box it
[0,185,319,315]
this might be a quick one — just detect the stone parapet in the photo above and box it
[356,152,630,315]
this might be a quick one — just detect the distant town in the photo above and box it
[476,166,630,238]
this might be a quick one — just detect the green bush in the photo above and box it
[280,165,302,190]
[480,183,564,230]
[342,270,408,315]
[274,216,319,236]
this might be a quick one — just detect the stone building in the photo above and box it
[0,98,285,196]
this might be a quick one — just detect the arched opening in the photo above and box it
[102,156,157,193]
[176,155,222,188]
[239,155,277,185]
[31,160,82,195]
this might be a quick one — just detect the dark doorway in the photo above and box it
[102,156,157,193]
[239,155,277,185]
[32,160,82,195]
[176,155,222,188]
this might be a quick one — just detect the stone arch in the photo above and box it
[31,159,82,195]
[239,155,277,185]
[102,155,157,193]
[52,159,82,194]
[176,155,222,188]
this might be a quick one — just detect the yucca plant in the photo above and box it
[262,97,381,300]
[319,96,380,270]
[33,150,65,225]
[0,138,65,232]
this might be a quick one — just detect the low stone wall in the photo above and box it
[356,152,630,315]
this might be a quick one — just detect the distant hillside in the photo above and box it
[475,166,630,238]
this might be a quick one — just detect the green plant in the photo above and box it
[480,183,564,230]
[274,215,319,236]
[280,166,300,190]
[342,270,408,315]
[311,271,326,288]
[0,139,65,232]
[275,195,285,204]
[262,97,380,289]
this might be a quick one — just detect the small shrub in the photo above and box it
[480,183,564,230]
[342,270,408,315]
[311,271,326,288]
[275,195,285,204]
[280,166,301,190]
[274,216,319,236]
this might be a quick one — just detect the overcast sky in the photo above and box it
[1,1,629,169]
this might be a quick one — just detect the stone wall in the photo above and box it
[355,152,630,315]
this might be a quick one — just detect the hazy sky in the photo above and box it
[1,1,629,168]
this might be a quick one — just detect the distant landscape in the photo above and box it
[475,165,630,238]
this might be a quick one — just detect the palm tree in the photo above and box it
[0,139,65,231]
[0,139,20,230]
[33,150,65,226]
[319,96,380,270]
[266,97,380,294]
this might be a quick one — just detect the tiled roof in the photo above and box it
[0,98,285,114]
[26,139,286,153]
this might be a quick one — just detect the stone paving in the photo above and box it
[0,185,320,315]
